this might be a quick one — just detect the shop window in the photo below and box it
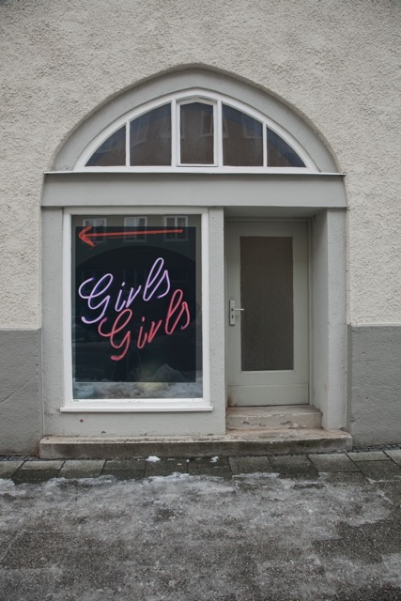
[71,214,203,401]
[81,92,312,171]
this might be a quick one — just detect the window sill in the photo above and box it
[60,400,213,413]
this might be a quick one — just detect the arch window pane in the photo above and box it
[180,102,214,165]
[267,128,305,167]
[222,105,263,166]
[86,125,126,167]
[83,95,312,170]
[130,104,171,166]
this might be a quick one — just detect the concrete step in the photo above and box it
[226,405,322,431]
[39,429,352,460]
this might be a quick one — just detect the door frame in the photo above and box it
[225,218,311,407]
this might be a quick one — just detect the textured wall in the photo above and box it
[349,326,401,445]
[0,330,42,454]
[0,0,400,327]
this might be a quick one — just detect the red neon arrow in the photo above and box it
[78,226,184,247]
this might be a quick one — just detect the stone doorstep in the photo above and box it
[226,405,322,431]
[39,429,352,460]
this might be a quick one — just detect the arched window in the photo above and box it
[43,71,346,434]
[76,91,314,172]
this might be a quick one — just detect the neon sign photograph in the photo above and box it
[72,216,202,400]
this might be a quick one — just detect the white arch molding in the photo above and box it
[42,68,348,439]
[52,69,338,173]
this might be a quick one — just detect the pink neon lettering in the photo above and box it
[137,316,147,349]
[97,309,132,361]
[147,319,163,343]
[165,289,191,335]
[137,316,164,349]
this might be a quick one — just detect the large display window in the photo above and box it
[66,212,206,405]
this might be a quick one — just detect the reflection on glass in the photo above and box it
[267,128,305,167]
[180,102,214,164]
[86,126,126,167]
[72,214,203,399]
[223,105,263,166]
[164,216,188,240]
[124,216,147,242]
[240,237,294,371]
[130,104,171,166]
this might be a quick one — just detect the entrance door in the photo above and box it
[226,221,309,406]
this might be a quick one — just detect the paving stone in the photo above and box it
[0,568,59,601]
[333,585,401,601]
[145,458,187,477]
[274,464,319,480]
[187,457,231,478]
[347,451,390,462]
[59,460,105,479]
[314,531,382,563]
[102,459,146,480]
[20,461,64,471]
[0,461,23,479]
[356,460,401,481]
[385,449,401,465]
[269,454,312,466]
[347,519,401,556]
[12,461,64,484]
[309,453,359,472]
[187,465,232,479]
[371,480,401,504]
[319,472,371,486]
[228,455,274,475]
[188,457,230,468]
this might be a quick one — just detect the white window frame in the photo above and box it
[62,207,211,412]
[177,97,217,167]
[74,89,317,173]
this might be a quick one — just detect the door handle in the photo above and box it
[229,299,244,326]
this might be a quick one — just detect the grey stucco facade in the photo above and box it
[0,331,41,454]
[349,326,401,446]
[0,0,400,453]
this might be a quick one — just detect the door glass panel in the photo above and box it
[180,102,214,164]
[240,237,293,371]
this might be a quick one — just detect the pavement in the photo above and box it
[1,449,401,601]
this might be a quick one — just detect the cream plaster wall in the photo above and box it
[0,0,400,327]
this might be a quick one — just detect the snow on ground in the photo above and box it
[0,474,400,600]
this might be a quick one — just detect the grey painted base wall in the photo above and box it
[2,326,401,454]
[349,325,401,445]
[0,330,42,455]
